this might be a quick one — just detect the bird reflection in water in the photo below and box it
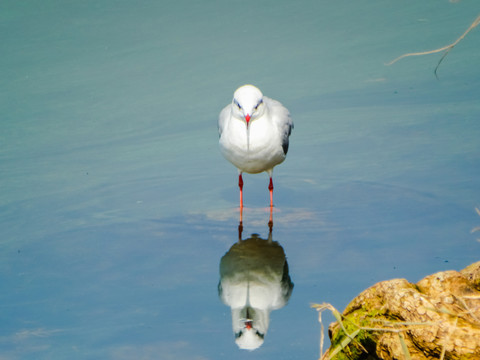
[218,218,294,350]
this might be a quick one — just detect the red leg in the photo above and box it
[239,174,244,209]
[268,177,274,207]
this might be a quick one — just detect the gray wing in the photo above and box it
[265,97,293,155]
[281,116,293,155]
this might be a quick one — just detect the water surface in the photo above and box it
[1,0,480,358]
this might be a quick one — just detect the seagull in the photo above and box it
[218,84,293,209]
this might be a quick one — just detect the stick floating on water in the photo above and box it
[386,14,480,77]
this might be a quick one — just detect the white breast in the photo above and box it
[219,97,290,174]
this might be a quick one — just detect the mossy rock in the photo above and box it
[323,261,480,360]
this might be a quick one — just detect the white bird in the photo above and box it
[218,84,293,208]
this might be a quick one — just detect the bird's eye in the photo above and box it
[234,100,242,110]
[254,99,263,110]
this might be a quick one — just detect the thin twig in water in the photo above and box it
[472,207,480,241]
[312,303,362,360]
[318,308,325,359]
[386,14,480,77]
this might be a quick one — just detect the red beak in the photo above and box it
[245,321,253,329]
[245,114,251,125]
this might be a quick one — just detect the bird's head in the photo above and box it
[235,322,265,350]
[232,84,265,127]
[232,306,267,350]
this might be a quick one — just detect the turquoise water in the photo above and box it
[1,0,479,358]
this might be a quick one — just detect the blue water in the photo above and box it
[1,0,479,358]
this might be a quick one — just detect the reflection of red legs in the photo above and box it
[268,177,274,208]
[238,218,243,242]
[268,205,273,230]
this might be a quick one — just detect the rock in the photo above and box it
[323,261,480,360]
